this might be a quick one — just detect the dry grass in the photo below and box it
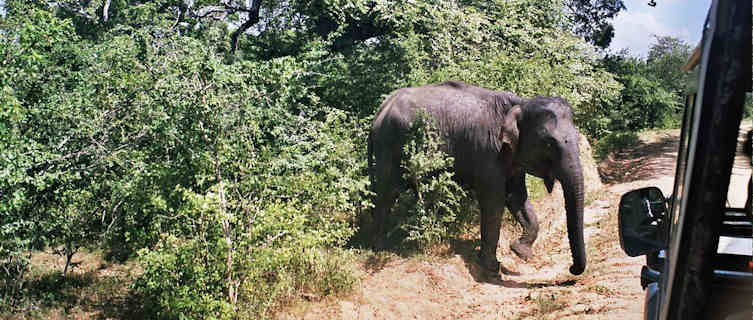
[2,250,144,320]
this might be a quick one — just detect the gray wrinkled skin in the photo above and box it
[368,81,586,276]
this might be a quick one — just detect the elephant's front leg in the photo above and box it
[477,190,505,272]
[507,174,539,261]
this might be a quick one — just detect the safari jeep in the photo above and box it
[616,1,752,320]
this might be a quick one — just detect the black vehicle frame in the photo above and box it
[617,1,752,319]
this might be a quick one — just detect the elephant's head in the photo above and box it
[504,97,587,275]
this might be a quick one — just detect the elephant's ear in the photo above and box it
[501,105,523,154]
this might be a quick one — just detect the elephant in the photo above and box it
[367,81,586,276]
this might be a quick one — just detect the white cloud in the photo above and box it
[610,11,662,56]
[610,2,705,57]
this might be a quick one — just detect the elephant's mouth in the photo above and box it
[523,166,556,193]
[543,176,555,193]
[523,165,547,178]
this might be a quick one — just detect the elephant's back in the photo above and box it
[371,88,415,137]
[370,82,519,187]
[374,83,489,125]
[373,84,504,154]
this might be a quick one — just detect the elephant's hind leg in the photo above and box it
[477,190,505,273]
[372,187,399,250]
[507,174,539,261]
[371,146,402,250]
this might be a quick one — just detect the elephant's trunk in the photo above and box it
[557,154,587,275]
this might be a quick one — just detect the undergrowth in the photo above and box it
[594,131,641,160]
[388,112,477,251]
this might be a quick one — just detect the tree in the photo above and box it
[645,36,693,97]
[564,0,626,49]
[600,49,682,133]
[1,0,625,316]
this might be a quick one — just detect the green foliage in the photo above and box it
[594,131,640,160]
[595,39,689,139]
[564,0,625,48]
[244,0,622,122]
[1,5,367,315]
[612,73,680,129]
[0,0,658,317]
[0,6,96,306]
[133,191,359,319]
[110,37,366,318]
[525,175,549,202]
[744,93,753,120]
[391,113,473,249]
[645,36,694,97]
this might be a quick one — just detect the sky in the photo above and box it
[609,0,713,57]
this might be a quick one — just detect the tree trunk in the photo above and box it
[216,148,238,306]
[62,243,78,276]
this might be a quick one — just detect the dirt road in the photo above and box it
[281,125,751,320]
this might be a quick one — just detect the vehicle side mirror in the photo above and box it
[618,187,668,257]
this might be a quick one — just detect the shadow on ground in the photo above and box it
[445,238,578,289]
[5,269,146,320]
[598,134,680,184]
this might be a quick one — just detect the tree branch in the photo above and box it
[229,0,263,55]
[103,0,111,22]
[310,3,392,53]
[172,1,189,30]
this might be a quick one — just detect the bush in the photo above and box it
[0,19,370,316]
[134,234,233,320]
[0,7,94,307]
[390,113,474,249]
[133,189,360,319]
[0,249,30,310]
[0,1,657,318]
[594,131,641,160]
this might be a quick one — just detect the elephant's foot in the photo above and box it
[510,240,533,261]
[477,250,500,273]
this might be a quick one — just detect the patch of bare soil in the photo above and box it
[3,250,145,320]
[598,130,680,191]
[279,131,686,320]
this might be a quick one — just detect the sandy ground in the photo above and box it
[729,124,753,207]
[279,124,752,320]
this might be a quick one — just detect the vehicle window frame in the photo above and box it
[667,95,695,234]
[658,1,716,317]
[660,0,752,318]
